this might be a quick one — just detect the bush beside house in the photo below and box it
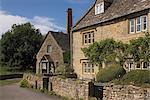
[96,64,126,82]
[121,70,150,85]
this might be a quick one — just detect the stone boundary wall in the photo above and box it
[49,77,89,100]
[23,73,43,90]
[23,73,89,100]
[103,84,150,100]
[23,74,150,100]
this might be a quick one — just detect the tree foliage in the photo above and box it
[0,23,43,70]
[82,33,150,68]
[127,32,150,63]
[81,39,127,67]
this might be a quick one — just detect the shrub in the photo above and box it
[96,64,126,82]
[121,70,150,84]
[20,79,29,88]
[56,65,77,79]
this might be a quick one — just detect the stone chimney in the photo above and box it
[66,8,73,34]
[66,8,73,67]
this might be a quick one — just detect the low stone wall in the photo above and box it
[23,74,150,100]
[23,73,43,90]
[49,77,89,100]
[103,84,150,100]
[23,73,89,100]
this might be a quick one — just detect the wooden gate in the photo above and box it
[43,78,49,90]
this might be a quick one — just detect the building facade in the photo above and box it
[36,31,69,74]
[72,0,150,79]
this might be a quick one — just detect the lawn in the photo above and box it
[0,79,21,86]
[0,66,22,75]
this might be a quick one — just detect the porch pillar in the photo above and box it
[40,62,42,74]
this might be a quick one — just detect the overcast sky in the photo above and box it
[0,0,95,37]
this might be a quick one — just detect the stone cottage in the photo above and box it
[36,31,70,74]
[72,0,150,79]
[36,8,72,75]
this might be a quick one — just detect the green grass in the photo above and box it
[0,79,21,86]
[0,66,34,75]
[0,66,21,75]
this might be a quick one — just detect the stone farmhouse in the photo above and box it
[72,0,150,80]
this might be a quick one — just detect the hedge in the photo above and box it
[96,64,126,83]
[121,70,150,84]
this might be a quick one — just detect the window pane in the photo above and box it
[92,32,94,43]
[143,62,148,69]
[92,64,94,73]
[88,63,91,73]
[88,33,91,43]
[84,63,87,73]
[142,16,147,30]
[130,19,135,33]
[84,33,87,44]
[136,17,141,32]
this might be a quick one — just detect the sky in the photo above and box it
[0,0,95,37]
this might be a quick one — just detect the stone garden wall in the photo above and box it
[23,73,43,90]
[49,77,89,100]
[23,73,150,100]
[103,84,150,100]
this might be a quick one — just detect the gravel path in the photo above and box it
[0,83,61,100]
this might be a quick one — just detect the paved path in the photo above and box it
[0,83,61,100]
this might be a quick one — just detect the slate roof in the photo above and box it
[50,31,70,51]
[73,0,150,31]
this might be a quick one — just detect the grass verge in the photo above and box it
[0,79,21,86]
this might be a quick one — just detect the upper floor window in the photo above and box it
[83,31,95,45]
[130,19,135,33]
[47,45,52,53]
[129,15,148,34]
[136,17,141,33]
[95,2,104,15]
[142,16,147,31]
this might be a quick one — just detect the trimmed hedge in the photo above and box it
[121,70,150,84]
[96,64,126,83]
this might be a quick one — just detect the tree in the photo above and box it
[81,39,127,68]
[128,32,150,63]
[0,23,43,70]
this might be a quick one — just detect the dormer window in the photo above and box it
[95,2,104,15]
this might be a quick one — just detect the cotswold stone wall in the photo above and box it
[23,73,43,90]
[103,84,150,100]
[49,77,89,100]
[23,74,89,100]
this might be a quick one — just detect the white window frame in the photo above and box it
[136,17,142,33]
[95,2,104,15]
[142,15,147,31]
[130,19,135,33]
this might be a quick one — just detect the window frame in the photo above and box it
[82,62,95,74]
[129,19,135,33]
[82,31,95,45]
[95,2,104,15]
[47,45,52,53]
[136,17,142,33]
[141,15,147,31]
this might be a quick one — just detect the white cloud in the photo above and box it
[0,10,65,37]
